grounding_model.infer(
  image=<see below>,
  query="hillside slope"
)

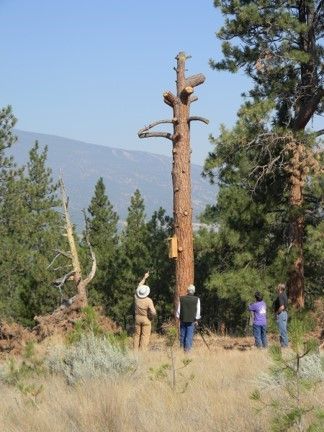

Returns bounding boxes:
[10,130,217,225]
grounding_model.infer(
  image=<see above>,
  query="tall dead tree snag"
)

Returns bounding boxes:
[138,52,208,303]
[59,177,96,307]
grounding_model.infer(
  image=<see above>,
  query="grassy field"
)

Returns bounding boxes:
[0,337,323,432]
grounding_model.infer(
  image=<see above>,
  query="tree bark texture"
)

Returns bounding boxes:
[138,52,207,305]
[287,1,323,309]
[287,143,305,309]
[172,52,194,301]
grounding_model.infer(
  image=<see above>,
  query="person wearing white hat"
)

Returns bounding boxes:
[133,271,157,350]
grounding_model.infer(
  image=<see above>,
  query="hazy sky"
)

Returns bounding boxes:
[0,0,250,165]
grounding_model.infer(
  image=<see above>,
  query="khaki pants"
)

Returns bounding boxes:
[133,315,151,350]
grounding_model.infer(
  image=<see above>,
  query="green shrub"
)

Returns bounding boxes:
[0,341,44,405]
[67,306,106,344]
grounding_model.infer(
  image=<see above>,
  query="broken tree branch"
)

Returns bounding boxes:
[54,270,76,288]
[189,95,198,104]
[181,86,194,98]
[138,131,173,140]
[138,119,175,140]
[54,249,72,259]
[59,177,82,283]
[138,119,174,131]
[163,91,178,107]
[47,252,62,270]
[188,116,209,125]
[185,73,206,88]
[81,210,97,287]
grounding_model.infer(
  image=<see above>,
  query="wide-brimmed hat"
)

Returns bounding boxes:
[136,285,150,299]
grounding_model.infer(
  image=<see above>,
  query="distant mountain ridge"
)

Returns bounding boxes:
[10,130,217,226]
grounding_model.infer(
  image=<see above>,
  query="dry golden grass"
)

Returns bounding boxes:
[0,341,323,432]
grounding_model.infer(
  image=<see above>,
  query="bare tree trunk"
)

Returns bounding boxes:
[286,1,323,309]
[138,52,207,307]
[172,52,194,300]
[287,148,305,308]
[59,179,97,307]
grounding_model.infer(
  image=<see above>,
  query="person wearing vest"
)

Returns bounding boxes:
[133,271,157,351]
[176,284,201,352]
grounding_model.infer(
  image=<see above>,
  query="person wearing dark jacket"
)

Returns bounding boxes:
[176,284,201,352]
[273,283,289,347]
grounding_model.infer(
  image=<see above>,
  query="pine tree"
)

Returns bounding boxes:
[0,106,21,318]
[111,189,150,325]
[0,105,17,172]
[0,141,65,325]
[205,0,323,309]
[86,177,119,305]
[146,207,174,327]
[0,172,30,320]
[22,142,64,320]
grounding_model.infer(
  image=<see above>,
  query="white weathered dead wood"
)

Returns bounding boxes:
[188,116,209,125]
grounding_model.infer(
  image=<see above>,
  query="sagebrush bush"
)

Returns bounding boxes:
[251,317,323,431]
[46,333,137,384]
[258,353,324,389]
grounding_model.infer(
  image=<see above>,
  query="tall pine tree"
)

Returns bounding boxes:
[86,177,119,305]
[0,141,65,325]
[203,0,323,310]
[146,207,174,328]
[21,142,64,321]
[111,189,150,325]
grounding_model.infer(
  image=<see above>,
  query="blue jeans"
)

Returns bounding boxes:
[180,322,195,352]
[277,311,288,347]
[253,324,267,348]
